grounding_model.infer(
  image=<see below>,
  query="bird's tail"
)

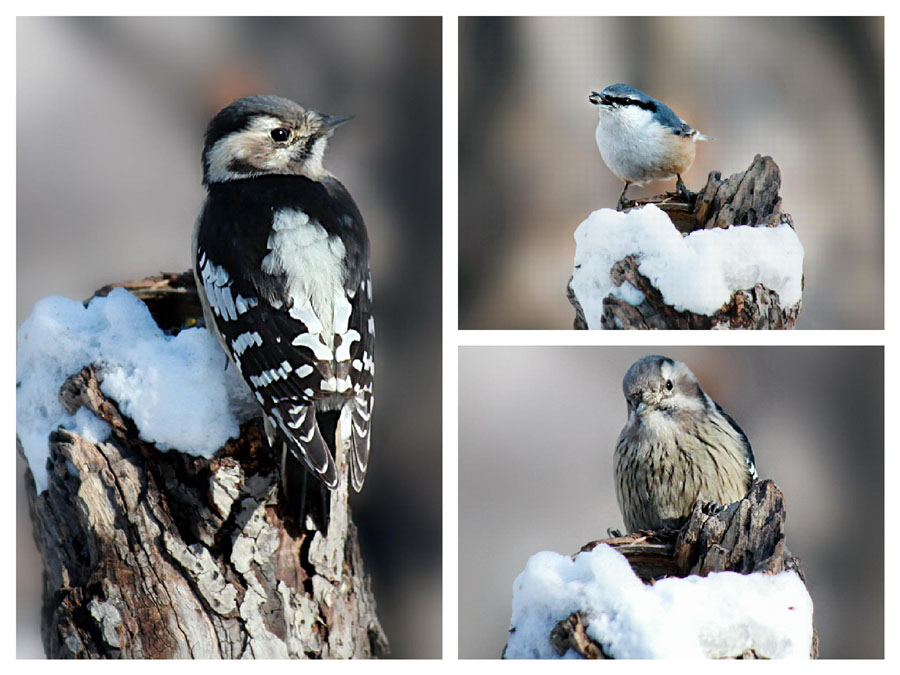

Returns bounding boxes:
[281,441,331,535]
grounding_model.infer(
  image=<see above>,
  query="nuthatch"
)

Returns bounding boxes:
[589,84,712,209]
[614,356,757,533]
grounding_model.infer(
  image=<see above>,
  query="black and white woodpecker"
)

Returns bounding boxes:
[614,356,757,533]
[192,95,374,529]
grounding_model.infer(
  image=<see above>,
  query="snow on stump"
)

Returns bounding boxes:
[16,273,388,659]
[567,156,804,329]
[504,480,817,659]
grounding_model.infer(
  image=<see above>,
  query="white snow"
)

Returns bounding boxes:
[506,545,814,659]
[570,205,804,329]
[16,288,257,492]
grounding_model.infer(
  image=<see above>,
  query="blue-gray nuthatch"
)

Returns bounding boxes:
[589,84,712,208]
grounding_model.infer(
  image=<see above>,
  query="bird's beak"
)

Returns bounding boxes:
[635,401,648,416]
[589,91,607,106]
[321,113,354,130]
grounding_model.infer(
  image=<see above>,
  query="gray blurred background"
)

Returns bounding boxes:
[17,16,442,658]
[459,346,883,658]
[459,17,884,329]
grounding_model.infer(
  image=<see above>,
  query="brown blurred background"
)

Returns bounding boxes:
[459,17,884,329]
[459,346,884,658]
[16,16,442,658]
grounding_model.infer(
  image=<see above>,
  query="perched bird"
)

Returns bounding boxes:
[589,84,712,209]
[192,95,374,531]
[614,355,756,532]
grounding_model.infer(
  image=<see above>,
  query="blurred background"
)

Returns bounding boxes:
[16,17,442,658]
[459,346,883,658]
[459,17,884,329]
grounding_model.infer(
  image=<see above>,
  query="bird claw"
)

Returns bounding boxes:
[675,175,692,202]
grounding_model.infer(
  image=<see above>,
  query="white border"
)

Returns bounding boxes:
[458,330,889,347]
[7,3,896,665]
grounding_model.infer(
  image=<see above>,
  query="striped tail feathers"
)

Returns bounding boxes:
[280,441,331,534]
[270,404,338,489]
[339,394,371,493]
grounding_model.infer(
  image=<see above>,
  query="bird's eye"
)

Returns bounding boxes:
[665,380,674,391]
[270,127,291,143]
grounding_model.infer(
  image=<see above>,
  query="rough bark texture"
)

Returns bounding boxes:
[568,155,803,329]
[542,480,817,659]
[20,274,389,659]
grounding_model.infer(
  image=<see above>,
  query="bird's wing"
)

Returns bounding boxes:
[710,400,757,480]
[343,269,374,492]
[195,225,341,488]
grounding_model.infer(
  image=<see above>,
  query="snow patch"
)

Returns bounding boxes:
[16,288,256,492]
[570,205,804,328]
[506,545,813,659]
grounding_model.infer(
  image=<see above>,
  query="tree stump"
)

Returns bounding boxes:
[544,480,817,659]
[19,273,389,659]
[568,155,803,329]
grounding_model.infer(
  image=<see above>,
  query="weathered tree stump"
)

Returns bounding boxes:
[568,155,803,329]
[545,480,817,659]
[19,274,388,659]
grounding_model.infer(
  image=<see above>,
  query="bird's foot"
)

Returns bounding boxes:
[616,182,632,211]
[675,175,692,202]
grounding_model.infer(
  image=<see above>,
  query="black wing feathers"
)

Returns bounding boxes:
[196,174,371,491]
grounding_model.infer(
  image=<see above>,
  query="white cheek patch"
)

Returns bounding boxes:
[205,114,295,183]
[262,145,298,173]
[605,104,658,137]
[300,136,328,180]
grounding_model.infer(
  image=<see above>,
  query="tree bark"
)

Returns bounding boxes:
[568,155,803,329]
[544,480,818,659]
[20,273,389,659]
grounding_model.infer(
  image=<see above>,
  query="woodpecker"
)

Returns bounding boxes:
[192,95,374,530]
[614,355,756,532]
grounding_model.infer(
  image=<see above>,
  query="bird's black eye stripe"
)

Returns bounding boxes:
[292,138,313,163]
[665,379,674,391]
[270,127,291,142]
[608,96,657,113]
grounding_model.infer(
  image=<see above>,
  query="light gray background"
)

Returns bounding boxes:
[17,16,442,658]
[459,17,884,329]
[459,346,883,658]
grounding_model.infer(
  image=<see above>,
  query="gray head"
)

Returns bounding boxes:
[622,355,709,419]
[589,84,686,133]
[202,95,352,185]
